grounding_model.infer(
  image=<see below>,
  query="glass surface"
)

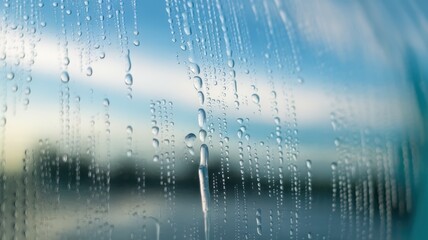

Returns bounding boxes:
[0,0,427,239]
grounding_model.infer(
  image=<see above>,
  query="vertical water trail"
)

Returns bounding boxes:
[198,144,210,240]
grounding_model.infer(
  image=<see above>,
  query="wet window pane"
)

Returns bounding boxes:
[0,1,427,239]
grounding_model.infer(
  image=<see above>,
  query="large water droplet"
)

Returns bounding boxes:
[198,145,210,240]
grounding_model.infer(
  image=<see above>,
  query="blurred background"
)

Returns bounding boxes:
[0,0,427,239]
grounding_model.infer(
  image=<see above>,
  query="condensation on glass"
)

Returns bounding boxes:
[0,0,427,240]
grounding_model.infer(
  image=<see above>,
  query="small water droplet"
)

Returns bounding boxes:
[198,108,206,128]
[125,49,132,72]
[126,125,133,134]
[251,94,260,104]
[86,67,93,76]
[0,117,6,126]
[227,59,235,68]
[6,72,15,80]
[152,126,159,135]
[198,91,205,105]
[62,154,68,162]
[185,133,197,147]
[306,159,312,169]
[256,208,262,235]
[152,139,159,148]
[331,162,337,170]
[199,129,207,142]
[334,138,340,147]
[189,63,200,74]
[125,73,133,86]
[60,71,70,83]
[103,98,110,107]
[193,76,203,90]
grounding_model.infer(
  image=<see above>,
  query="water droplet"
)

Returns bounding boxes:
[184,133,197,147]
[103,98,110,107]
[306,159,312,169]
[86,67,93,76]
[0,117,6,126]
[62,154,68,162]
[125,49,132,72]
[334,138,340,147]
[126,125,133,134]
[200,144,209,167]
[6,72,15,80]
[153,155,159,162]
[251,93,260,104]
[198,91,205,105]
[60,71,70,83]
[331,162,337,170]
[193,76,203,90]
[227,59,235,68]
[256,208,262,235]
[125,73,133,86]
[184,26,192,36]
[198,108,206,128]
[189,63,200,74]
[152,126,159,135]
[152,139,159,148]
[237,130,243,139]
[199,129,207,142]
